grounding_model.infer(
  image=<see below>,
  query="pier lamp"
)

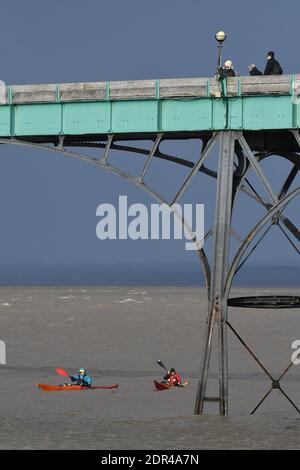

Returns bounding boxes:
[215,30,227,69]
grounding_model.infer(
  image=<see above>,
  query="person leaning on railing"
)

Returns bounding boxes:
[216,59,236,80]
[248,64,263,76]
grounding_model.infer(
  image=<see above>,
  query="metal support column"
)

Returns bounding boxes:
[195,131,235,415]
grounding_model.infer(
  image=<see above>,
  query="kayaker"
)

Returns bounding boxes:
[70,368,92,387]
[163,368,182,387]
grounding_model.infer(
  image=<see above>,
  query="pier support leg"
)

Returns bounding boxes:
[195,131,235,415]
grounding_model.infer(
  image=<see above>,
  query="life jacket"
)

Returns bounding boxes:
[76,374,92,386]
[167,372,182,386]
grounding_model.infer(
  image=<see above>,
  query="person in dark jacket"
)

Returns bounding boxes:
[248,64,263,76]
[216,60,236,79]
[264,51,283,75]
[223,60,236,77]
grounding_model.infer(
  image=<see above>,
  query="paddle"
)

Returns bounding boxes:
[55,368,90,388]
[55,367,70,378]
[156,360,185,387]
[157,360,168,373]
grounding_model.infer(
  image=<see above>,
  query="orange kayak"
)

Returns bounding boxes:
[37,383,118,391]
[154,380,188,391]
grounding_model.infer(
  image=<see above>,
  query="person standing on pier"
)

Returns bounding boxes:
[264,51,283,75]
[223,60,235,76]
[248,64,263,76]
[216,60,236,79]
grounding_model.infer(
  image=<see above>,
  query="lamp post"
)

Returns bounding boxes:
[215,31,227,70]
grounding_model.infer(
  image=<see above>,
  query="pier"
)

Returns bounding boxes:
[1,74,299,415]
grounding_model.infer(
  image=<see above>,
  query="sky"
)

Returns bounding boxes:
[0,0,299,284]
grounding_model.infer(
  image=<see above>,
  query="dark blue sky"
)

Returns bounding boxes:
[0,0,299,282]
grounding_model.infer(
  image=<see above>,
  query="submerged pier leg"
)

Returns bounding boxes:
[195,131,235,416]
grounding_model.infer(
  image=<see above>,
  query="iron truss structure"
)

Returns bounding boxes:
[1,128,299,415]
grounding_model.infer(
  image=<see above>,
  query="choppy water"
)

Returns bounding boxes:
[0,286,299,449]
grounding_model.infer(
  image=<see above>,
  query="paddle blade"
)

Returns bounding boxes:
[55,367,69,377]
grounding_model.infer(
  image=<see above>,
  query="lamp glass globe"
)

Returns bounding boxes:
[215,31,226,42]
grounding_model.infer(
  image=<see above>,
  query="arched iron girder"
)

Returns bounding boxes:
[67,140,219,179]
[105,142,297,211]
[0,137,212,295]
[82,137,280,246]
[3,137,299,300]
[71,140,255,191]
[16,136,300,202]
[70,139,277,215]
[224,187,300,299]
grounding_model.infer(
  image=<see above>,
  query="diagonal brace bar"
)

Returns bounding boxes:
[138,133,163,183]
[171,133,218,205]
[237,133,278,204]
[278,223,300,255]
[278,165,299,200]
[101,134,114,164]
[238,133,300,244]
[227,321,300,414]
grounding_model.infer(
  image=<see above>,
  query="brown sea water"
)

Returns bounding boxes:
[0,285,299,449]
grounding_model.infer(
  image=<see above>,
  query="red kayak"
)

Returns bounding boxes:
[154,380,188,391]
[37,383,118,392]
